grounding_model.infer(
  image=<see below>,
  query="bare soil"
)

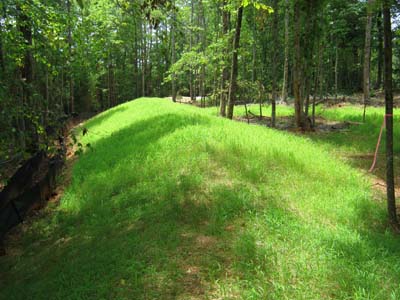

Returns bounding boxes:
[235,115,358,133]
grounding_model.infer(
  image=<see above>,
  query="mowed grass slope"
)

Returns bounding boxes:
[1,98,400,300]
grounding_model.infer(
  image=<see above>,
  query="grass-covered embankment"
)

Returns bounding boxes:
[1,98,400,300]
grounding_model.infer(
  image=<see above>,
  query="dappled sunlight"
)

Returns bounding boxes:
[1,99,400,300]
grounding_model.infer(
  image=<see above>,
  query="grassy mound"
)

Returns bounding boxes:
[1,98,400,300]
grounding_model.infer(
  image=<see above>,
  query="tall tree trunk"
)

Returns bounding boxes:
[199,0,206,107]
[281,0,289,102]
[141,23,146,97]
[134,20,140,98]
[304,78,311,116]
[251,7,257,83]
[293,1,304,128]
[303,0,316,117]
[363,0,375,122]
[147,26,153,96]
[334,40,338,102]
[227,6,243,120]
[171,1,177,102]
[271,0,278,127]
[383,0,399,229]
[219,0,229,117]
[375,10,383,90]
[189,0,194,101]
[67,0,74,114]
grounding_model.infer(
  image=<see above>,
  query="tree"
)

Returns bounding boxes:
[363,0,375,122]
[281,0,290,103]
[171,0,177,102]
[383,0,399,229]
[292,0,303,128]
[270,0,278,127]
[219,0,230,117]
[226,0,273,120]
[226,5,243,119]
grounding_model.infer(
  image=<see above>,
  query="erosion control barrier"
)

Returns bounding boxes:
[0,149,65,255]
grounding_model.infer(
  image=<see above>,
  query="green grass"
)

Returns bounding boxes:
[223,103,400,178]
[312,106,400,154]
[1,98,400,300]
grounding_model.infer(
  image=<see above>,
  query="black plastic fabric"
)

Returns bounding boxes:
[0,151,64,252]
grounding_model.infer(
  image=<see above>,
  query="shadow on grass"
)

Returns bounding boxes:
[204,135,400,298]
[1,108,400,299]
[0,112,253,300]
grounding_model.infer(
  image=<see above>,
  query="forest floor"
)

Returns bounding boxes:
[1,98,400,300]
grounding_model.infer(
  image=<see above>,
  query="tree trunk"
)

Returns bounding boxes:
[67,0,74,114]
[219,1,229,117]
[251,7,257,83]
[375,10,383,90]
[147,26,153,96]
[171,1,177,102]
[142,23,146,97]
[293,1,304,128]
[134,21,140,98]
[304,78,310,116]
[189,0,194,101]
[383,1,399,229]
[271,0,279,127]
[199,0,206,107]
[334,41,338,102]
[363,0,374,122]
[281,0,289,102]
[227,6,243,120]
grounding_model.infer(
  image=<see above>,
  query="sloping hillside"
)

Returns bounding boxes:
[1,98,400,300]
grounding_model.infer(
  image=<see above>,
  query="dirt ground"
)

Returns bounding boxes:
[235,114,359,133]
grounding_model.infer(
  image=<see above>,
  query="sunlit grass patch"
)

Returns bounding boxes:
[1,98,400,300]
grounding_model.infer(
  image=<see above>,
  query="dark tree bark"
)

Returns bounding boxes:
[293,1,304,128]
[271,0,279,127]
[363,0,374,122]
[219,0,229,116]
[375,10,383,90]
[171,1,177,102]
[189,0,194,101]
[199,0,206,107]
[383,0,399,229]
[141,22,146,97]
[67,0,75,114]
[334,40,338,102]
[281,0,289,103]
[227,5,243,120]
